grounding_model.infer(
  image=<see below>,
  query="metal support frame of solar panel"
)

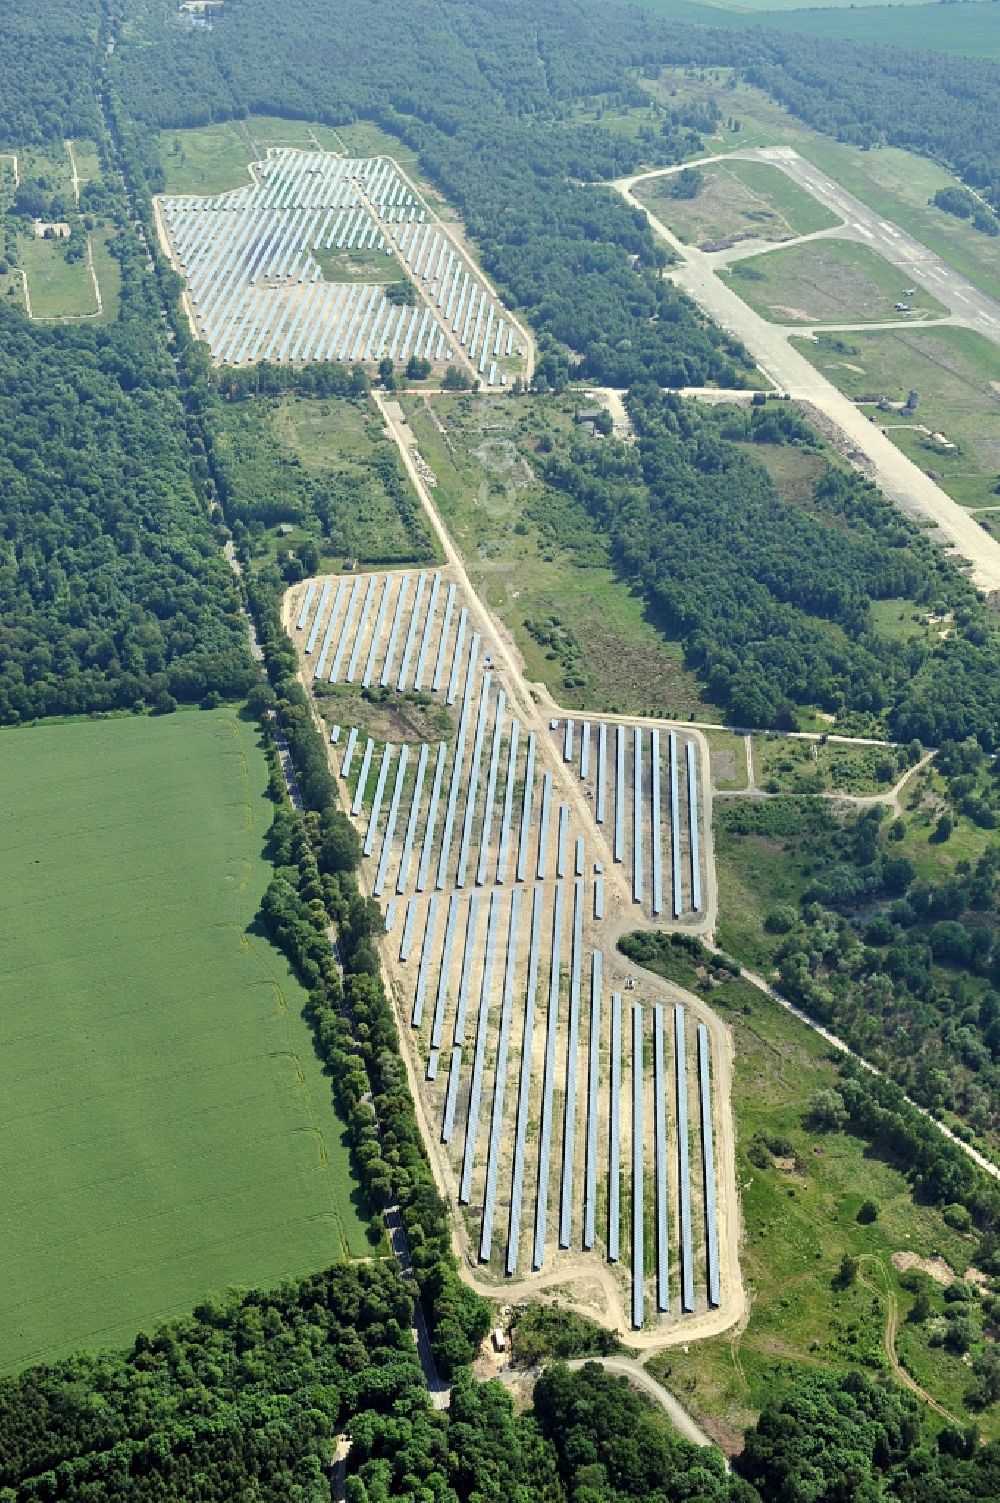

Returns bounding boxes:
[451,892,481,1048]
[558,880,585,1249]
[515,732,537,884]
[373,744,409,896]
[651,728,663,916]
[399,897,417,964]
[563,719,574,763]
[431,584,457,693]
[670,732,683,919]
[436,647,483,890]
[675,1005,695,1313]
[364,744,394,857]
[698,1025,721,1307]
[429,892,462,1056]
[532,882,565,1271]
[329,571,364,683]
[596,722,607,825]
[614,725,626,862]
[341,725,359,779]
[456,677,495,888]
[314,577,347,680]
[345,574,378,682]
[495,720,520,885]
[305,579,332,655]
[411,896,440,1028]
[347,736,369,811]
[583,950,602,1251]
[475,891,524,1256]
[442,1045,463,1143]
[556,803,569,880]
[412,572,441,690]
[350,738,374,815]
[416,742,448,894]
[295,582,317,631]
[632,1002,645,1329]
[445,608,469,707]
[459,888,503,1203]
[395,571,427,692]
[476,693,506,886]
[608,991,622,1261]
[686,739,702,913]
[506,884,544,1276]
[633,727,644,905]
[654,1005,670,1312]
[536,772,553,882]
[396,742,429,894]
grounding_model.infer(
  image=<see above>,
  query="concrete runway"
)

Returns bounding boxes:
[746,147,1000,346]
[616,158,1000,594]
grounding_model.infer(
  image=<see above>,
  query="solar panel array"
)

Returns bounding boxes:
[158,150,520,376]
[289,569,726,1327]
[558,718,704,921]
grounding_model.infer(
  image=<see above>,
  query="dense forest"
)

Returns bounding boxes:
[0,0,100,144]
[532,388,1000,743]
[715,790,1000,1156]
[0,265,255,722]
[112,0,1000,210]
[2,1289,999,1503]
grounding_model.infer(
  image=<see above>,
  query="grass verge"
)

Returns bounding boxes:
[725,238,947,324]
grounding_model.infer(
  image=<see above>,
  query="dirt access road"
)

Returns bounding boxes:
[373,391,745,1353]
[615,166,1000,595]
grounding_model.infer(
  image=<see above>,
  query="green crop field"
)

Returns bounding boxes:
[744,3,1000,62]
[632,0,1000,60]
[0,709,370,1375]
[725,238,948,324]
[792,326,1000,511]
[634,158,839,247]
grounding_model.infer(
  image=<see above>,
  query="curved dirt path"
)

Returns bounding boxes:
[858,1256,961,1427]
[566,1356,718,1449]
[714,750,934,812]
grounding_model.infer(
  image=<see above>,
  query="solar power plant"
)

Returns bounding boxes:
[287,568,727,1329]
[553,718,707,924]
[156,150,525,379]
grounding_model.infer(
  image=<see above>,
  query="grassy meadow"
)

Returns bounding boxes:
[399,392,716,720]
[213,392,438,570]
[726,238,948,324]
[792,326,1000,512]
[0,709,370,1374]
[635,158,839,246]
[157,116,345,197]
